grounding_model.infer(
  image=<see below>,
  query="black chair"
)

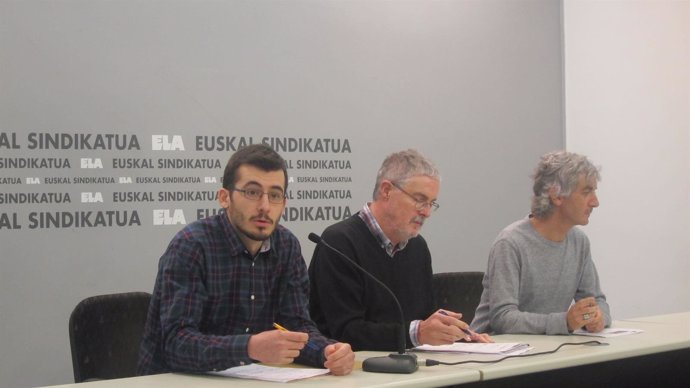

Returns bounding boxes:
[68,292,151,383]
[432,272,484,324]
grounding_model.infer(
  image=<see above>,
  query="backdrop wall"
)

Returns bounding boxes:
[563,0,690,318]
[3,1,657,387]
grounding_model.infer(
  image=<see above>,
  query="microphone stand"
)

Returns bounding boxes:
[308,233,418,374]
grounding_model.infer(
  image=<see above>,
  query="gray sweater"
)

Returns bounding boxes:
[470,217,611,335]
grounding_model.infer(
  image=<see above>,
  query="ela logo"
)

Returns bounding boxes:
[204,177,217,183]
[152,135,185,151]
[81,192,103,203]
[119,177,133,184]
[81,158,103,168]
[26,177,40,184]
[153,209,186,225]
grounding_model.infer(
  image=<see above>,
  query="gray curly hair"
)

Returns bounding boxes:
[531,150,600,218]
[373,149,440,200]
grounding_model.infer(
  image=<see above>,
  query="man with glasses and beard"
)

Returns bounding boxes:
[308,149,491,351]
[138,144,354,376]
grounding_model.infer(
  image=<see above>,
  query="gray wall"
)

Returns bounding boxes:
[0,1,563,387]
[564,0,690,318]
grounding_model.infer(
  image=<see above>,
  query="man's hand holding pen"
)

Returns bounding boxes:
[247,324,309,365]
[419,310,493,345]
[265,323,354,376]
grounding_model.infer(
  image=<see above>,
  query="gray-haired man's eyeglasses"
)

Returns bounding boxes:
[390,182,439,212]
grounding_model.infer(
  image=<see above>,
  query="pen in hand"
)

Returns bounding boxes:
[438,310,476,338]
[273,322,318,350]
[272,322,289,332]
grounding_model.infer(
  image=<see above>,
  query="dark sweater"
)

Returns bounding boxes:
[308,214,435,351]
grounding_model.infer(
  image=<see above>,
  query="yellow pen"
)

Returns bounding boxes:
[273,322,288,332]
[273,322,317,350]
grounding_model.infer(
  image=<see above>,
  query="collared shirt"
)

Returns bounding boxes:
[357,203,421,346]
[358,203,409,257]
[137,211,331,375]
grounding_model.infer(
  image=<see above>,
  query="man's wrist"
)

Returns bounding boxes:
[409,320,422,347]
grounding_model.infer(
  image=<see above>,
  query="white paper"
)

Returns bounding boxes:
[209,363,330,383]
[573,327,644,338]
[414,342,532,355]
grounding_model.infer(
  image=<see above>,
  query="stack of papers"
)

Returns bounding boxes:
[573,327,644,337]
[209,363,330,382]
[414,342,532,355]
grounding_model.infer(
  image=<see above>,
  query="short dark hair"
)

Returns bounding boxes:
[222,144,288,190]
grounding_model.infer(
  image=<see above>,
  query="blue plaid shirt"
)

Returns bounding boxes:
[137,211,332,375]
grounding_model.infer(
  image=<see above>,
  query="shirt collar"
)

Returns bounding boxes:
[358,203,408,257]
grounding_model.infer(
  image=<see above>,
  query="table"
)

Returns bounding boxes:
[37,360,480,388]
[449,311,690,387]
[37,312,690,388]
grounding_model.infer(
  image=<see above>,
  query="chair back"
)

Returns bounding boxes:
[432,272,484,324]
[69,292,151,382]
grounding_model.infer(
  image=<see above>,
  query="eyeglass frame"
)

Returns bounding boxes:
[230,186,286,204]
[389,181,440,212]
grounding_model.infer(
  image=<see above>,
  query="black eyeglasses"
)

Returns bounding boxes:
[231,187,286,204]
[390,182,440,212]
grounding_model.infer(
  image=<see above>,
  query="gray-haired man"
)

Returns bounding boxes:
[471,150,611,335]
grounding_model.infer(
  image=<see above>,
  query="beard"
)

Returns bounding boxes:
[407,216,425,238]
[392,216,425,242]
[231,211,278,242]
[237,225,270,242]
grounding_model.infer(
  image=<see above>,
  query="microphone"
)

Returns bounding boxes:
[308,233,418,374]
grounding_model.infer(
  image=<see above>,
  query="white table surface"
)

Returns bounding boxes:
[410,311,690,381]
[38,355,480,388]
[37,312,690,387]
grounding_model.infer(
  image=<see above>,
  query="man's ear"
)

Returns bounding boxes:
[380,180,394,200]
[548,186,563,207]
[218,188,231,208]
